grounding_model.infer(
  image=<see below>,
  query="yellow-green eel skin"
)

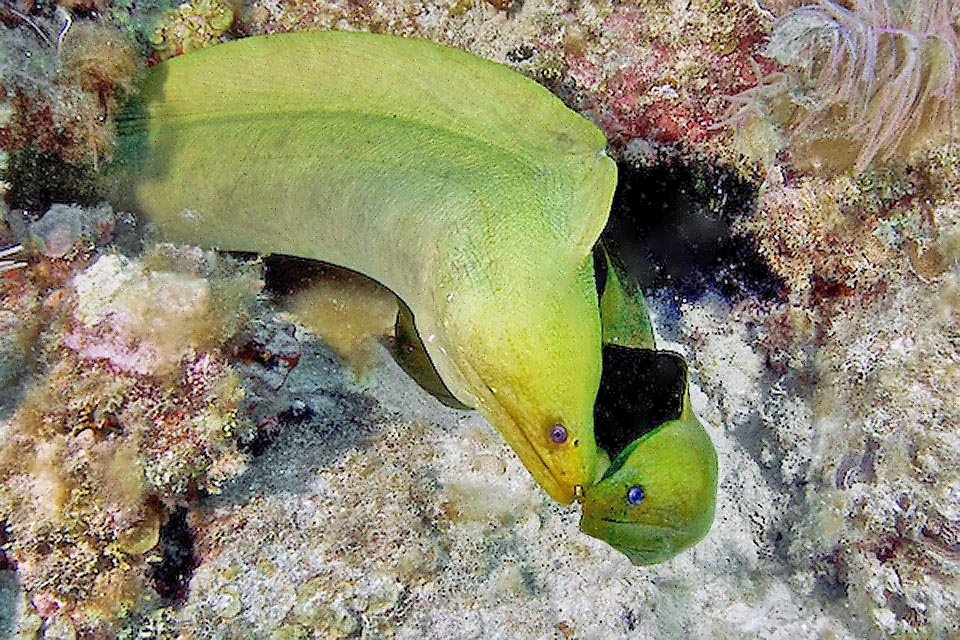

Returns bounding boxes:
[110,30,717,564]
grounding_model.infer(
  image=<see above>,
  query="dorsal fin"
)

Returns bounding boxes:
[594,243,656,349]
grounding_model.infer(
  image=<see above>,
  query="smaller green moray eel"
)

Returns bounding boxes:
[584,250,717,564]
[585,342,717,565]
[108,30,717,564]
[584,389,717,565]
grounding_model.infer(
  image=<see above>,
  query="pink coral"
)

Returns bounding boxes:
[551,0,772,157]
[64,249,261,376]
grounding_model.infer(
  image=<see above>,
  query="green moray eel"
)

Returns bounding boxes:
[110,30,615,504]
[585,344,717,565]
[109,30,718,563]
[584,251,717,564]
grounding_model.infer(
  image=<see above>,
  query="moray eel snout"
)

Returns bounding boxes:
[478,392,596,504]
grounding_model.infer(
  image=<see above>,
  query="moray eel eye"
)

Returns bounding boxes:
[627,485,645,505]
[550,424,568,444]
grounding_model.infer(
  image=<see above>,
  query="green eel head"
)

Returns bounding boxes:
[442,255,604,505]
[580,347,718,565]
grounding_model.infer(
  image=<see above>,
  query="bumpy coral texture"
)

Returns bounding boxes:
[686,150,960,637]
[0,12,138,170]
[0,242,265,638]
[799,255,960,635]
[150,0,236,60]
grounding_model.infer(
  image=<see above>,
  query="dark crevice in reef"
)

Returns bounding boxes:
[602,157,785,304]
[0,521,16,571]
[2,146,99,212]
[151,507,198,603]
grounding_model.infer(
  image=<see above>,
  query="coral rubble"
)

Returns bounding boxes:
[0,233,267,637]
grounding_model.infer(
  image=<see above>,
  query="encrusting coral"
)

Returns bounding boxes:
[677,148,960,636]
[796,258,960,635]
[0,231,272,638]
[0,10,138,175]
[149,0,236,60]
[741,171,904,304]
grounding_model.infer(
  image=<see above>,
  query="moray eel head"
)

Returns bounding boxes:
[441,256,603,505]
[580,352,717,565]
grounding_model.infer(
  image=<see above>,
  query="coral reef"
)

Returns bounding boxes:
[149,0,236,60]
[165,332,864,640]
[798,267,960,635]
[676,147,960,636]
[0,231,270,638]
[743,171,901,303]
[232,0,768,159]
[1,1,959,638]
[677,281,960,636]
[0,11,138,175]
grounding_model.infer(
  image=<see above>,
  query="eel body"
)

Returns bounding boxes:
[111,31,617,504]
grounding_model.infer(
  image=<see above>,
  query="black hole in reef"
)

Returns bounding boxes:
[593,345,687,461]
[603,158,784,303]
[0,520,15,572]
[3,146,99,212]
[151,506,198,602]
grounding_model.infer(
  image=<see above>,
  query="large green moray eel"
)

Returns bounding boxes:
[109,30,717,563]
[111,30,613,504]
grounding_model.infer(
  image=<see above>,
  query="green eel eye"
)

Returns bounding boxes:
[550,424,568,443]
[626,485,645,505]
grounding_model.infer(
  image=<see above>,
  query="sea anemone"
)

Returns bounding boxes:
[728,0,959,173]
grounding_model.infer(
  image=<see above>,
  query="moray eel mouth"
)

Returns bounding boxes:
[580,489,713,565]
[580,522,683,565]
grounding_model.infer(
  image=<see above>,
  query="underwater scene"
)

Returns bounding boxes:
[0,0,958,638]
